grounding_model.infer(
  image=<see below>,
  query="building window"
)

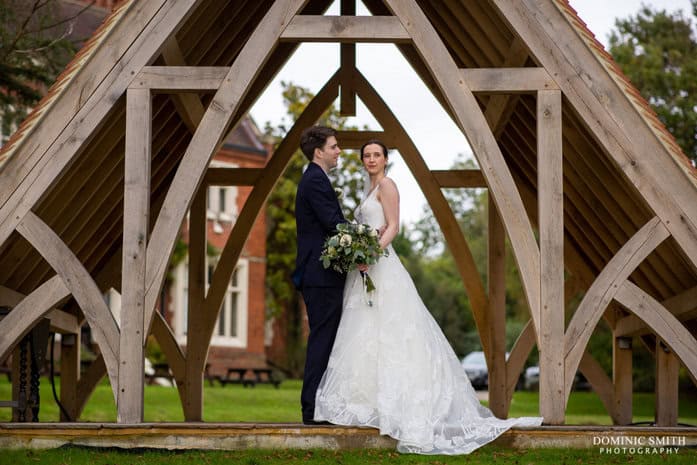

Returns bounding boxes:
[212,259,247,346]
[174,258,247,348]
[219,187,227,214]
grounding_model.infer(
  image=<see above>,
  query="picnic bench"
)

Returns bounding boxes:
[145,363,216,386]
[218,368,255,387]
[218,367,281,388]
[251,368,281,388]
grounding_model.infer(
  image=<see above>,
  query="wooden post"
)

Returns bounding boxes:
[613,336,632,425]
[488,195,508,417]
[340,0,356,116]
[118,87,151,423]
[655,339,679,426]
[60,332,80,421]
[537,90,564,424]
[184,186,207,421]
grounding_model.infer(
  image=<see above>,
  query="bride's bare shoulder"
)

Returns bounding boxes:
[379,176,398,192]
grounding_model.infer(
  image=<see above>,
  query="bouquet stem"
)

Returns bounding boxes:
[360,271,376,307]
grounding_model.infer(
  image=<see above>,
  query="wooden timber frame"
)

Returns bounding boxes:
[0,0,696,426]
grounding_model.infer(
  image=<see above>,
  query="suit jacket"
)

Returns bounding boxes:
[294,162,346,288]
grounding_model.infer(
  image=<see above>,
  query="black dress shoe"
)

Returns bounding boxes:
[302,419,332,425]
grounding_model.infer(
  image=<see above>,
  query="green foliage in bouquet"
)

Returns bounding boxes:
[320,222,388,296]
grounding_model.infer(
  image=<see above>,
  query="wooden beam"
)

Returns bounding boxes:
[143,0,307,341]
[47,309,80,334]
[431,170,486,188]
[15,212,120,399]
[280,16,410,43]
[614,280,697,387]
[160,37,206,134]
[75,355,106,420]
[132,66,228,91]
[0,276,70,363]
[487,195,508,417]
[484,39,528,136]
[578,351,616,423]
[339,0,356,116]
[655,339,679,426]
[150,312,185,384]
[613,336,633,425]
[615,285,697,336]
[0,284,75,336]
[60,332,80,421]
[505,319,535,401]
[184,185,207,421]
[204,168,262,186]
[563,217,669,398]
[385,0,542,337]
[334,131,396,150]
[537,89,564,424]
[461,68,558,93]
[118,87,151,423]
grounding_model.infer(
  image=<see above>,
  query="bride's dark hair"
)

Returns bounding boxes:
[360,139,389,160]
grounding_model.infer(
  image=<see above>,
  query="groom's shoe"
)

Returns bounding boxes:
[302,418,332,425]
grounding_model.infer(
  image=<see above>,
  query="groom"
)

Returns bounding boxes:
[293,125,346,425]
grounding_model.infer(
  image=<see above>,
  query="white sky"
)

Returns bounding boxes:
[250,0,695,225]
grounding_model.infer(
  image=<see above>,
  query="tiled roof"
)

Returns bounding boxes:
[0,0,132,171]
[553,0,697,184]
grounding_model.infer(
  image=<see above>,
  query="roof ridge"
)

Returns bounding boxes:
[552,0,697,185]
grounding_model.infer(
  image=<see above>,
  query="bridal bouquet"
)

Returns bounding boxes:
[320,222,388,306]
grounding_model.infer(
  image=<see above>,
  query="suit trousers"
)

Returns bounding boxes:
[300,285,343,421]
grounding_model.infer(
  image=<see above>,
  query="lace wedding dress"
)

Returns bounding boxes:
[314,183,543,454]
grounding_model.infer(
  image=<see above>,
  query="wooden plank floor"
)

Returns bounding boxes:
[0,424,696,450]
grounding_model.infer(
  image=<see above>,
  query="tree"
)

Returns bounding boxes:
[264,81,366,375]
[0,0,94,143]
[608,2,697,164]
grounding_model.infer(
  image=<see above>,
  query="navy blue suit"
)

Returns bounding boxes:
[294,162,346,422]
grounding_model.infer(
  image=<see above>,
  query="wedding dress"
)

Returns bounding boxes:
[314,183,543,454]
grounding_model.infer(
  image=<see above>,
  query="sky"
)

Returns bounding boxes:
[249,0,695,225]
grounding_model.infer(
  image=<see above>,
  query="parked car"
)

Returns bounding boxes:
[523,365,539,391]
[523,365,591,391]
[461,351,516,390]
[461,351,488,390]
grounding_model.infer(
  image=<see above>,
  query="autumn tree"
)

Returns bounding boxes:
[0,0,95,143]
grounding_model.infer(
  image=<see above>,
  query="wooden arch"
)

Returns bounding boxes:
[0,0,696,427]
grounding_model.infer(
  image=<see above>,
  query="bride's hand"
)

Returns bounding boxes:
[357,264,369,272]
[377,225,387,237]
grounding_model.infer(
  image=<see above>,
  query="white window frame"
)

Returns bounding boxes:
[207,160,238,223]
[211,257,248,347]
[174,257,248,349]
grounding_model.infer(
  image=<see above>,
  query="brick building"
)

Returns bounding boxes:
[167,119,272,374]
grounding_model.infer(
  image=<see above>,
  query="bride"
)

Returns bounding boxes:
[314,140,543,454]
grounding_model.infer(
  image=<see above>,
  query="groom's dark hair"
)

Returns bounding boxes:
[300,126,337,161]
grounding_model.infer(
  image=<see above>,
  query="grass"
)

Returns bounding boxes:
[1,445,696,465]
[1,377,697,425]
[2,378,697,463]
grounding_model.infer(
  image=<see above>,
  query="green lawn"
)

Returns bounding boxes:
[1,377,697,425]
[1,445,696,465]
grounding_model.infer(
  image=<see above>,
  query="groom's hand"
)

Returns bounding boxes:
[357,264,369,272]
